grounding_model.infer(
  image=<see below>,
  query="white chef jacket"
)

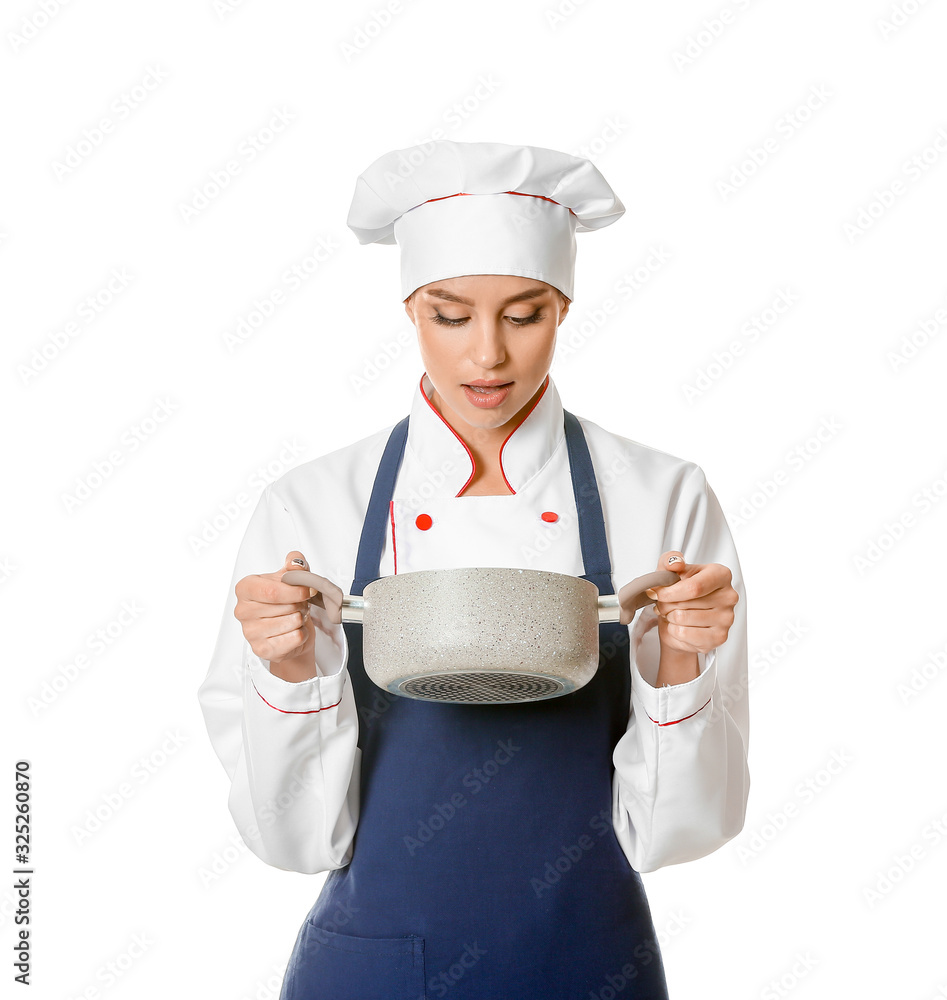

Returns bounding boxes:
[197,373,750,875]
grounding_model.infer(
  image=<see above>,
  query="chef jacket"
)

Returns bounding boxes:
[197,372,750,875]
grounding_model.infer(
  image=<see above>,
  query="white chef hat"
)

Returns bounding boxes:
[346,140,625,301]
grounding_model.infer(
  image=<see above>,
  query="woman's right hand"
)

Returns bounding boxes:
[233,551,343,671]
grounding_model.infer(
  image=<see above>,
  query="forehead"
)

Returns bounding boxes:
[418,275,553,306]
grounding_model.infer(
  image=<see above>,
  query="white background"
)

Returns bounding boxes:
[3,0,946,997]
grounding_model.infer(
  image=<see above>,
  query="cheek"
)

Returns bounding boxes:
[417,326,460,368]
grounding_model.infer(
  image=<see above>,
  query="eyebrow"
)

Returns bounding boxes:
[423,286,550,306]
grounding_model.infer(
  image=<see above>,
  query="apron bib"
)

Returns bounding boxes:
[279,411,670,1000]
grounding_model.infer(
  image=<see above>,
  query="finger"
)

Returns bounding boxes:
[659,620,730,652]
[650,564,732,605]
[659,607,735,629]
[244,609,311,645]
[234,597,312,622]
[645,551,686,599]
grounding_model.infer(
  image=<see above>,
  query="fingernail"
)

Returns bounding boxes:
[646,589,657,600]
[292,558,305,566]
[667,556,681,565]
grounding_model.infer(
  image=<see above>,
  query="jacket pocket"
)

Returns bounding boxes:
[282,923,425,1000]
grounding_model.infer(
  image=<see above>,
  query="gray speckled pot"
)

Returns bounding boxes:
[282,566,677,705]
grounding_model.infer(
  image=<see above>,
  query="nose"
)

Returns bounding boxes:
[468,317,507,369]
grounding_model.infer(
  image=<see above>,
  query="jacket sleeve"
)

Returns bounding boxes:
[196,483,361,874]
[611,463,750,873]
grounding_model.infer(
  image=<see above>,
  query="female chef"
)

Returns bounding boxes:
[198,140,749,1000]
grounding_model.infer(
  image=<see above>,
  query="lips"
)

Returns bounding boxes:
[461,381,513,408]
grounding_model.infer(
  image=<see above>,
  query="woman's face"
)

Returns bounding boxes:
[404,274,571,438]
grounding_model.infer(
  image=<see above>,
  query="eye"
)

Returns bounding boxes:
[508,311,544,326]
[431,312,467,327]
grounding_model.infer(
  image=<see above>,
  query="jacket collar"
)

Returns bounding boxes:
[400,371,565,498]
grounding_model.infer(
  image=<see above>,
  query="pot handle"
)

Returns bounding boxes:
[280,569,366,623]
[597,570,681,623]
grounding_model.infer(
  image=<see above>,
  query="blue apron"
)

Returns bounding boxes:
[279,411,670,1000]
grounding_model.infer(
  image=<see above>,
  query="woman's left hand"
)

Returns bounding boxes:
[640,551,738,655]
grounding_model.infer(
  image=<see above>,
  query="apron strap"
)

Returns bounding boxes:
[350,416,409,596]
[563,409,614,595]
[349,409,614,596]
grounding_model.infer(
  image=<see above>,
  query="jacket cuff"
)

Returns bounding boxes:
[629,607,716,726]
[244,621,349,714]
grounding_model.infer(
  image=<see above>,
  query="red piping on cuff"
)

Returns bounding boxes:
[251,676,342,715]
[645,694,712,727]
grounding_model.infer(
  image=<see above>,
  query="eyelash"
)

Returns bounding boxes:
[431,311,544,327]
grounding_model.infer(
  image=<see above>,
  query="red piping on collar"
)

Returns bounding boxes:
[418,373,550,496]
[422,191,576,218]
[419,374,478,496]
[498,374,549,494]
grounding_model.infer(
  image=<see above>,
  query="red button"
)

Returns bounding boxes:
[541,511,559,523]
[415,514,433,530]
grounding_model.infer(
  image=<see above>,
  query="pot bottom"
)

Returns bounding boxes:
[387,670,580,704]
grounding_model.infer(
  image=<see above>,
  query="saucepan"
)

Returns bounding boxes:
[281,566,678,705]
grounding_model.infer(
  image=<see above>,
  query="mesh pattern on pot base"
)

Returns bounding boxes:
[395,672,567,704]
